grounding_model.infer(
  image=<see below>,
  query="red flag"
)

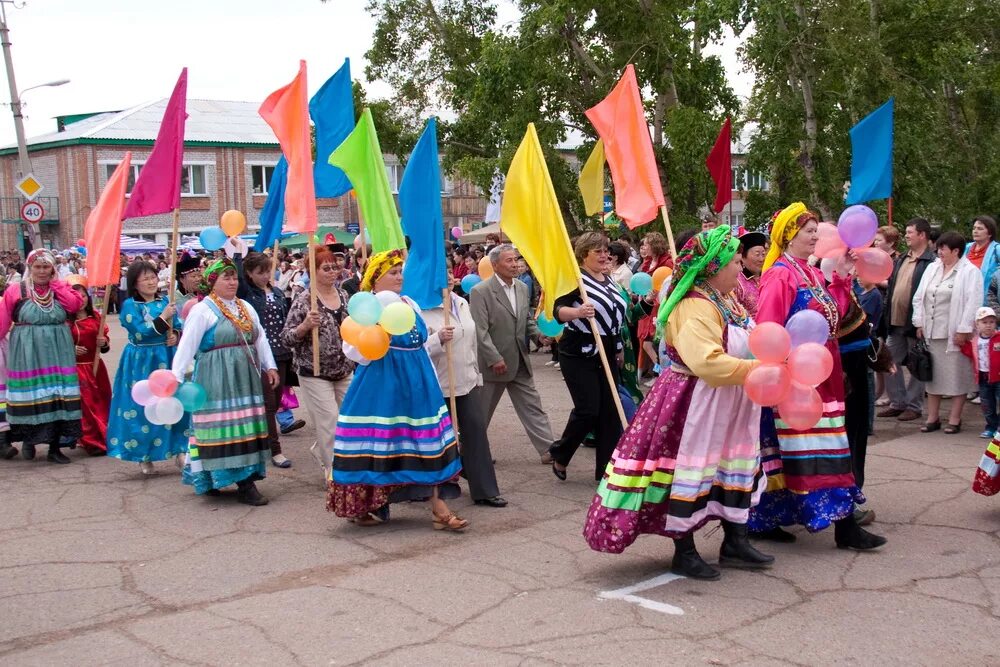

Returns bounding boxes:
[259,61,318,234]
[584,64,665,228]
[122,69,187,219]
[85,153,131,286]
[706,117,732,213]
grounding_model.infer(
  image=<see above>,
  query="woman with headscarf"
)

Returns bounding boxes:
[171,258,278,505]
[107,261,189,474]
[66,275,111,455]
[734,231,767,315]
[0,249,83,463]
[326,250,467,530]
[584,227,772,581]
[749,202,887,551]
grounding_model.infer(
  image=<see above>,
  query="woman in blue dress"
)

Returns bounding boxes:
[107,260,189,474]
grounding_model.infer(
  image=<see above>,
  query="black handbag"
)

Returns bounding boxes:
[906,339,933,382]
[868,337,895,373]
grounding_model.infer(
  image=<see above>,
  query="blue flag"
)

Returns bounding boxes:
[310,59,355,198]
[253,157,288,251]
[846,98,894,205]
[400,117,447,310]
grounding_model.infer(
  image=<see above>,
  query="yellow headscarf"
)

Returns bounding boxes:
[762,202,809,272]
[361,249,404,292]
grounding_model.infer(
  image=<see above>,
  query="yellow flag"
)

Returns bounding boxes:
[500,124,581,318]
[578,139,605,216]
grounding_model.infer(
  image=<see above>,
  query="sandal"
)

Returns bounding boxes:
[920,421,941,433]
[352,511,386,527]
[944,422,962,434]
[432,511,469,532]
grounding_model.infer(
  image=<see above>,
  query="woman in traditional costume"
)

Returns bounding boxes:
[748,202,887,550]
[0,249,83,464]
[171,259,277,506]
[326,250,467,530]
[584,227,772,580]
[66,276,111,455]
[107,261,188,474]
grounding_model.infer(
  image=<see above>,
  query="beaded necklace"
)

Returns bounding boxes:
[781,253,839,334]
[700,284,751,330]
[209,293,254,334]
[25,279,55,312]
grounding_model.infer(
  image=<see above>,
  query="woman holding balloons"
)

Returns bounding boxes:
[171,258,277,505]
[281,246,355,478]
[326,249,466,531]
[107,261,189,474]
[749,202,887,551]
[584,226,771,580]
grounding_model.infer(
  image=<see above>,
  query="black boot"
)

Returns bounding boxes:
[834,514,887,551]
[0,431,17,460]
[754,526,797,543]
[21,442,35,460]
[236,480,268,506]
[670,534,720,580]
[719,521,775,569]
[46,446,71,464]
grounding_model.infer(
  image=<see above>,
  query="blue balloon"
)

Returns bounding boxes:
[461,274,482,294]
[199,226,227,251]
[76,246,87,256]
[630,272,653,295]
[348,291,383,326]
[537,313,564,337]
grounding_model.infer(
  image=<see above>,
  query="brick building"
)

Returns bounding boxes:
[0,98,487,253]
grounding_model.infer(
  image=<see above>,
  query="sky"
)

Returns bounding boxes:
[0,0,749,148]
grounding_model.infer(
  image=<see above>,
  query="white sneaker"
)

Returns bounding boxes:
[544,360,556,366]
[552,362,560,369]
[140,461,155,475]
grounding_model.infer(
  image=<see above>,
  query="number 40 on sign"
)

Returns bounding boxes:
[20,201,45,224]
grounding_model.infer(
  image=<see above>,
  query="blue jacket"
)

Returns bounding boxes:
[965,240,1000,301]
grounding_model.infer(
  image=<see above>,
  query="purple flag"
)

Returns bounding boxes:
[123,68,188,219]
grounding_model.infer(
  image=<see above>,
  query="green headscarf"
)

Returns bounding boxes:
[657,225,740,330]
[202,258,236,290]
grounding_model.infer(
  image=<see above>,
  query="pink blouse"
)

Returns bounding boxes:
[0,280,84,340]
[756,256,852,327]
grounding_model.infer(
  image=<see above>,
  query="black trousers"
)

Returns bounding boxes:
[261,358,288,456]
[449,388,500,500]
[842,348,870,489]
[549,353,622,481]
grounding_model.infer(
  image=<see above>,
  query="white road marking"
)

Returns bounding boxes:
[598,572,685,615]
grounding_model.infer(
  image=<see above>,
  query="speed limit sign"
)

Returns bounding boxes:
[20,201,44,224]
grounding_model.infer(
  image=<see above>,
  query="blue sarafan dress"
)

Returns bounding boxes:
[107,297,190,462]
[328,297,462,518]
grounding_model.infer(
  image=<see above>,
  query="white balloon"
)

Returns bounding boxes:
[156,397,185,425]
[375,291,402,307]
[144,400,166,425]
[223,236,248,259]
[819,257,837,283]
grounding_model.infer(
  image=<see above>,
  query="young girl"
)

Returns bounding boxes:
[66,276,111,455]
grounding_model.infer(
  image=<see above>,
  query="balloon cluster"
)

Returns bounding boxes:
[629,266,672,295]
[341,292,416,360]
[814,205,893,284]
[199,210,247,252]
[70,239,88,257]
[131,370,205,425]
[743,310,834,431]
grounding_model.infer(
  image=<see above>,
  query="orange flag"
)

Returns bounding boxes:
[84,152,131,287]
[584,64,665,228]
[259,60,318,233]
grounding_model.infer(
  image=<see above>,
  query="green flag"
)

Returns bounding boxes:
[328,108,405,253]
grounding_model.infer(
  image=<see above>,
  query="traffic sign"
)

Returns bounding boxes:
[20,200,45,224]
[15,174,44,200]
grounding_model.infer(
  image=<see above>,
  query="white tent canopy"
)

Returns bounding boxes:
[119,235,166,254]
[460,222,508,245]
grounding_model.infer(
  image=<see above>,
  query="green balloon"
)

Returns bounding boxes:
[379,302,416,335]
[176,381,207,412]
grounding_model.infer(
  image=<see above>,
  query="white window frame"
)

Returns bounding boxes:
[384,163,403,194]
[249,163,278,195]
[100,159,210,197]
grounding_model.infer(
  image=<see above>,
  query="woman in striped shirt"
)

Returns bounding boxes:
[548,232,628,482]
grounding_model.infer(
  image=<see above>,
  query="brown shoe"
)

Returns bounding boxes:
[877,407,904,418]
[897,410,921,421]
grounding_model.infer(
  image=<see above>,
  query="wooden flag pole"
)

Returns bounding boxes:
[167,208,180,307]
[659,205,678,262]
[308,237,320,372]
[358,210,369,264]
[441,288,460,445]
[579,277,628,429]
[271,239,280,283]
[93,283,112,374]
[887,196,893,228]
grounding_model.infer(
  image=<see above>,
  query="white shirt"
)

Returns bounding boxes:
[171,297,277,382]
[979,336,991,372]
[498,277,517,312]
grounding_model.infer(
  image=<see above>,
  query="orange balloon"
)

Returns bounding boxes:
[854,247,894,283]
[651,266,673,291]
[748,322,791,364]
[340,316,363,346]
[478,256,494,280]
[220,209,247,237]
[357,325,390,360]
[743,363,792,406]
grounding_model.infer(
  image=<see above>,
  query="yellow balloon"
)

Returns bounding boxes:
[478,256,494,280]
[380,302,416,335]
[220,209,247,237]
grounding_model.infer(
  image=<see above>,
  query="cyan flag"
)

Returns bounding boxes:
[254,157,287,251]
[846,98,894,205]
[310,59,355,198]
[399,117,447,310]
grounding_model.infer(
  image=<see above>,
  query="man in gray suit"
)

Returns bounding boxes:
[470,244,555,463]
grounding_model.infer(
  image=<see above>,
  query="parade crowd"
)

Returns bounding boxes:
[2,208,999,579]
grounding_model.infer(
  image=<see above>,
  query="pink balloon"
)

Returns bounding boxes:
[814,234,848,259]
[743,363,792,406]
[130,379,156,406]
[787,342,834,387]
[817,222,840,241]
[148,369,179,398]
[181,298,197,320]
[855,247,894,283]
[748,322,791,364]
[777,382,824,431]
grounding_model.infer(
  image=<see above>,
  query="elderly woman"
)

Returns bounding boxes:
[107,261,188,474]
[912,231,982,433]
[749,202,886,551]
[0,249,83,463]
[281,246,355,478]
[548,232,628,482]
[327,250,467,530]
[965,216,999,302]
[734,231,767,315]
[584,227,771,580]
[636,231,671,378]
[171,259,278,506]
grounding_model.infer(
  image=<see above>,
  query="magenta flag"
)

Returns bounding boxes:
[123,68,188,219]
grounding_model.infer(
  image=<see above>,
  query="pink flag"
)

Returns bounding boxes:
[122,68,188,219]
